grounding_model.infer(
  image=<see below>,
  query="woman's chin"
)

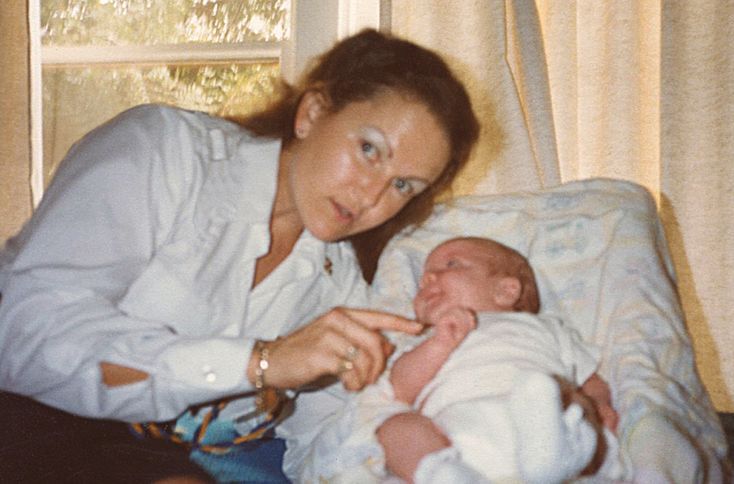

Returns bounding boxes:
[306,218,371,242]
[305,222,346,243]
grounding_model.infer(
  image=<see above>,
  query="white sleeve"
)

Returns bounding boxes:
[0,105,253,422]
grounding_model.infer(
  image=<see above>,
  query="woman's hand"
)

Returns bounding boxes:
[248,308,424,392]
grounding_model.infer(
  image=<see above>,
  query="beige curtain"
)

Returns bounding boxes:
[391,0,734,412]
[0,2,32,242]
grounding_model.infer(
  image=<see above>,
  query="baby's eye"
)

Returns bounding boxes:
[361,141,378,162]
[392,178,415,196]
[446,259,460,268]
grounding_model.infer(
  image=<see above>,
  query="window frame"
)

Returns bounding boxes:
[28,0,383,205]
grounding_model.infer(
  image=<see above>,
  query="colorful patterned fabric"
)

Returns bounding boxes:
[130,393,291,482]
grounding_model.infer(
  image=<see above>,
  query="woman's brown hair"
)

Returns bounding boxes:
[230,29,480,281]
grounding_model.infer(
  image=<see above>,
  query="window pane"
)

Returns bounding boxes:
[42,63,279,183]
[41,0,291,46]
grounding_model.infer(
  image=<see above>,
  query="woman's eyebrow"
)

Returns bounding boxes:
[363,126,392,158]
[363,126,432,186]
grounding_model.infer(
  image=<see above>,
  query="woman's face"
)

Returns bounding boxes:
[285,90,451,242]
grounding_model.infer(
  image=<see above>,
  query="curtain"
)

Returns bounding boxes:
[391,0,734,412]
[0,2,32,241]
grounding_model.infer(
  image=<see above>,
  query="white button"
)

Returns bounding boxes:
[205,371,217,383]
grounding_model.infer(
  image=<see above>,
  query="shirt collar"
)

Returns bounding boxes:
[232,134,282,224]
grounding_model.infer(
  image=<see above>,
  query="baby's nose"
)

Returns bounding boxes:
[419,271,437,289]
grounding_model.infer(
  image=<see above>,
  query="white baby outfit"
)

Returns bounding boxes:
[300,312,620,483]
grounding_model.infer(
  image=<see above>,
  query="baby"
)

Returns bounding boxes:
[300,237,619,483]
[378,236,617,482]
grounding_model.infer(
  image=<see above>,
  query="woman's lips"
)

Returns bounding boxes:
[331,199,354,223]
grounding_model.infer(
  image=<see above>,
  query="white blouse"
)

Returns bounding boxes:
[0,104,368,447]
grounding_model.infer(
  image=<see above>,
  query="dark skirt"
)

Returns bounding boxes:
[0,391,289,483]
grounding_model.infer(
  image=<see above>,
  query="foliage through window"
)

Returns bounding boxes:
[40,0,291,185]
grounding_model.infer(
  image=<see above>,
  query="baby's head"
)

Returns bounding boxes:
[413,237,540,325]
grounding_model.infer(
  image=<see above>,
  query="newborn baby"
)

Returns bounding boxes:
[300,237,620,483]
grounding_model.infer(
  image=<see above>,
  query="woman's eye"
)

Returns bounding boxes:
[361,141,378,161]
[392,178,414,196]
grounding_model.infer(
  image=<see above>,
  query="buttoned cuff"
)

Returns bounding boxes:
[159,337,255,392]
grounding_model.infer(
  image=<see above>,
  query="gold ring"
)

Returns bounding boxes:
[345,345,359,361]
[338,358,354,374]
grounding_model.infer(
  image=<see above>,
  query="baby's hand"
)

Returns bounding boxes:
[433,307,477,347]
[581,373,619,433]
[389,307,476,405]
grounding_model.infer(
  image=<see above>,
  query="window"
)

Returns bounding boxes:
[30,0,382,204]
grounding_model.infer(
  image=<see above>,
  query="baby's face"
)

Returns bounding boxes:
[414,238,508,325]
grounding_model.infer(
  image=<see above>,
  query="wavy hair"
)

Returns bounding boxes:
[231,29,480,281]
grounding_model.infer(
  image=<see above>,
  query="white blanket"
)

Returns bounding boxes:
[299,312,611,483]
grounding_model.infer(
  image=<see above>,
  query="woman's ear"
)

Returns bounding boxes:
[294,90,329,139]
[493,276,521,310]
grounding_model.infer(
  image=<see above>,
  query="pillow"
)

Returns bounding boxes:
[372,178,667,344]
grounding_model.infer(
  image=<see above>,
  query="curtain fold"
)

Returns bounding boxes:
[391,1,734,412]
[537,1,661,189]
[391,0,560,196]
[504,0,561,187]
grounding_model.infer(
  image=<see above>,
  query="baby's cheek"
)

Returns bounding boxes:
[413,298,426,322]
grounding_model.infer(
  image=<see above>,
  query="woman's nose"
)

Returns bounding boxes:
[357,172,389,209]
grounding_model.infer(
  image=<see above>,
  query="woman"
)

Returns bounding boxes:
[0,29,479,481]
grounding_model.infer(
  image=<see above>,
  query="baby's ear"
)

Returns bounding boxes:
[494,276,522,310]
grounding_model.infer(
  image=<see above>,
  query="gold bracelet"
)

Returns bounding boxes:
[254,340,270,389]
[254,340,275,412]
